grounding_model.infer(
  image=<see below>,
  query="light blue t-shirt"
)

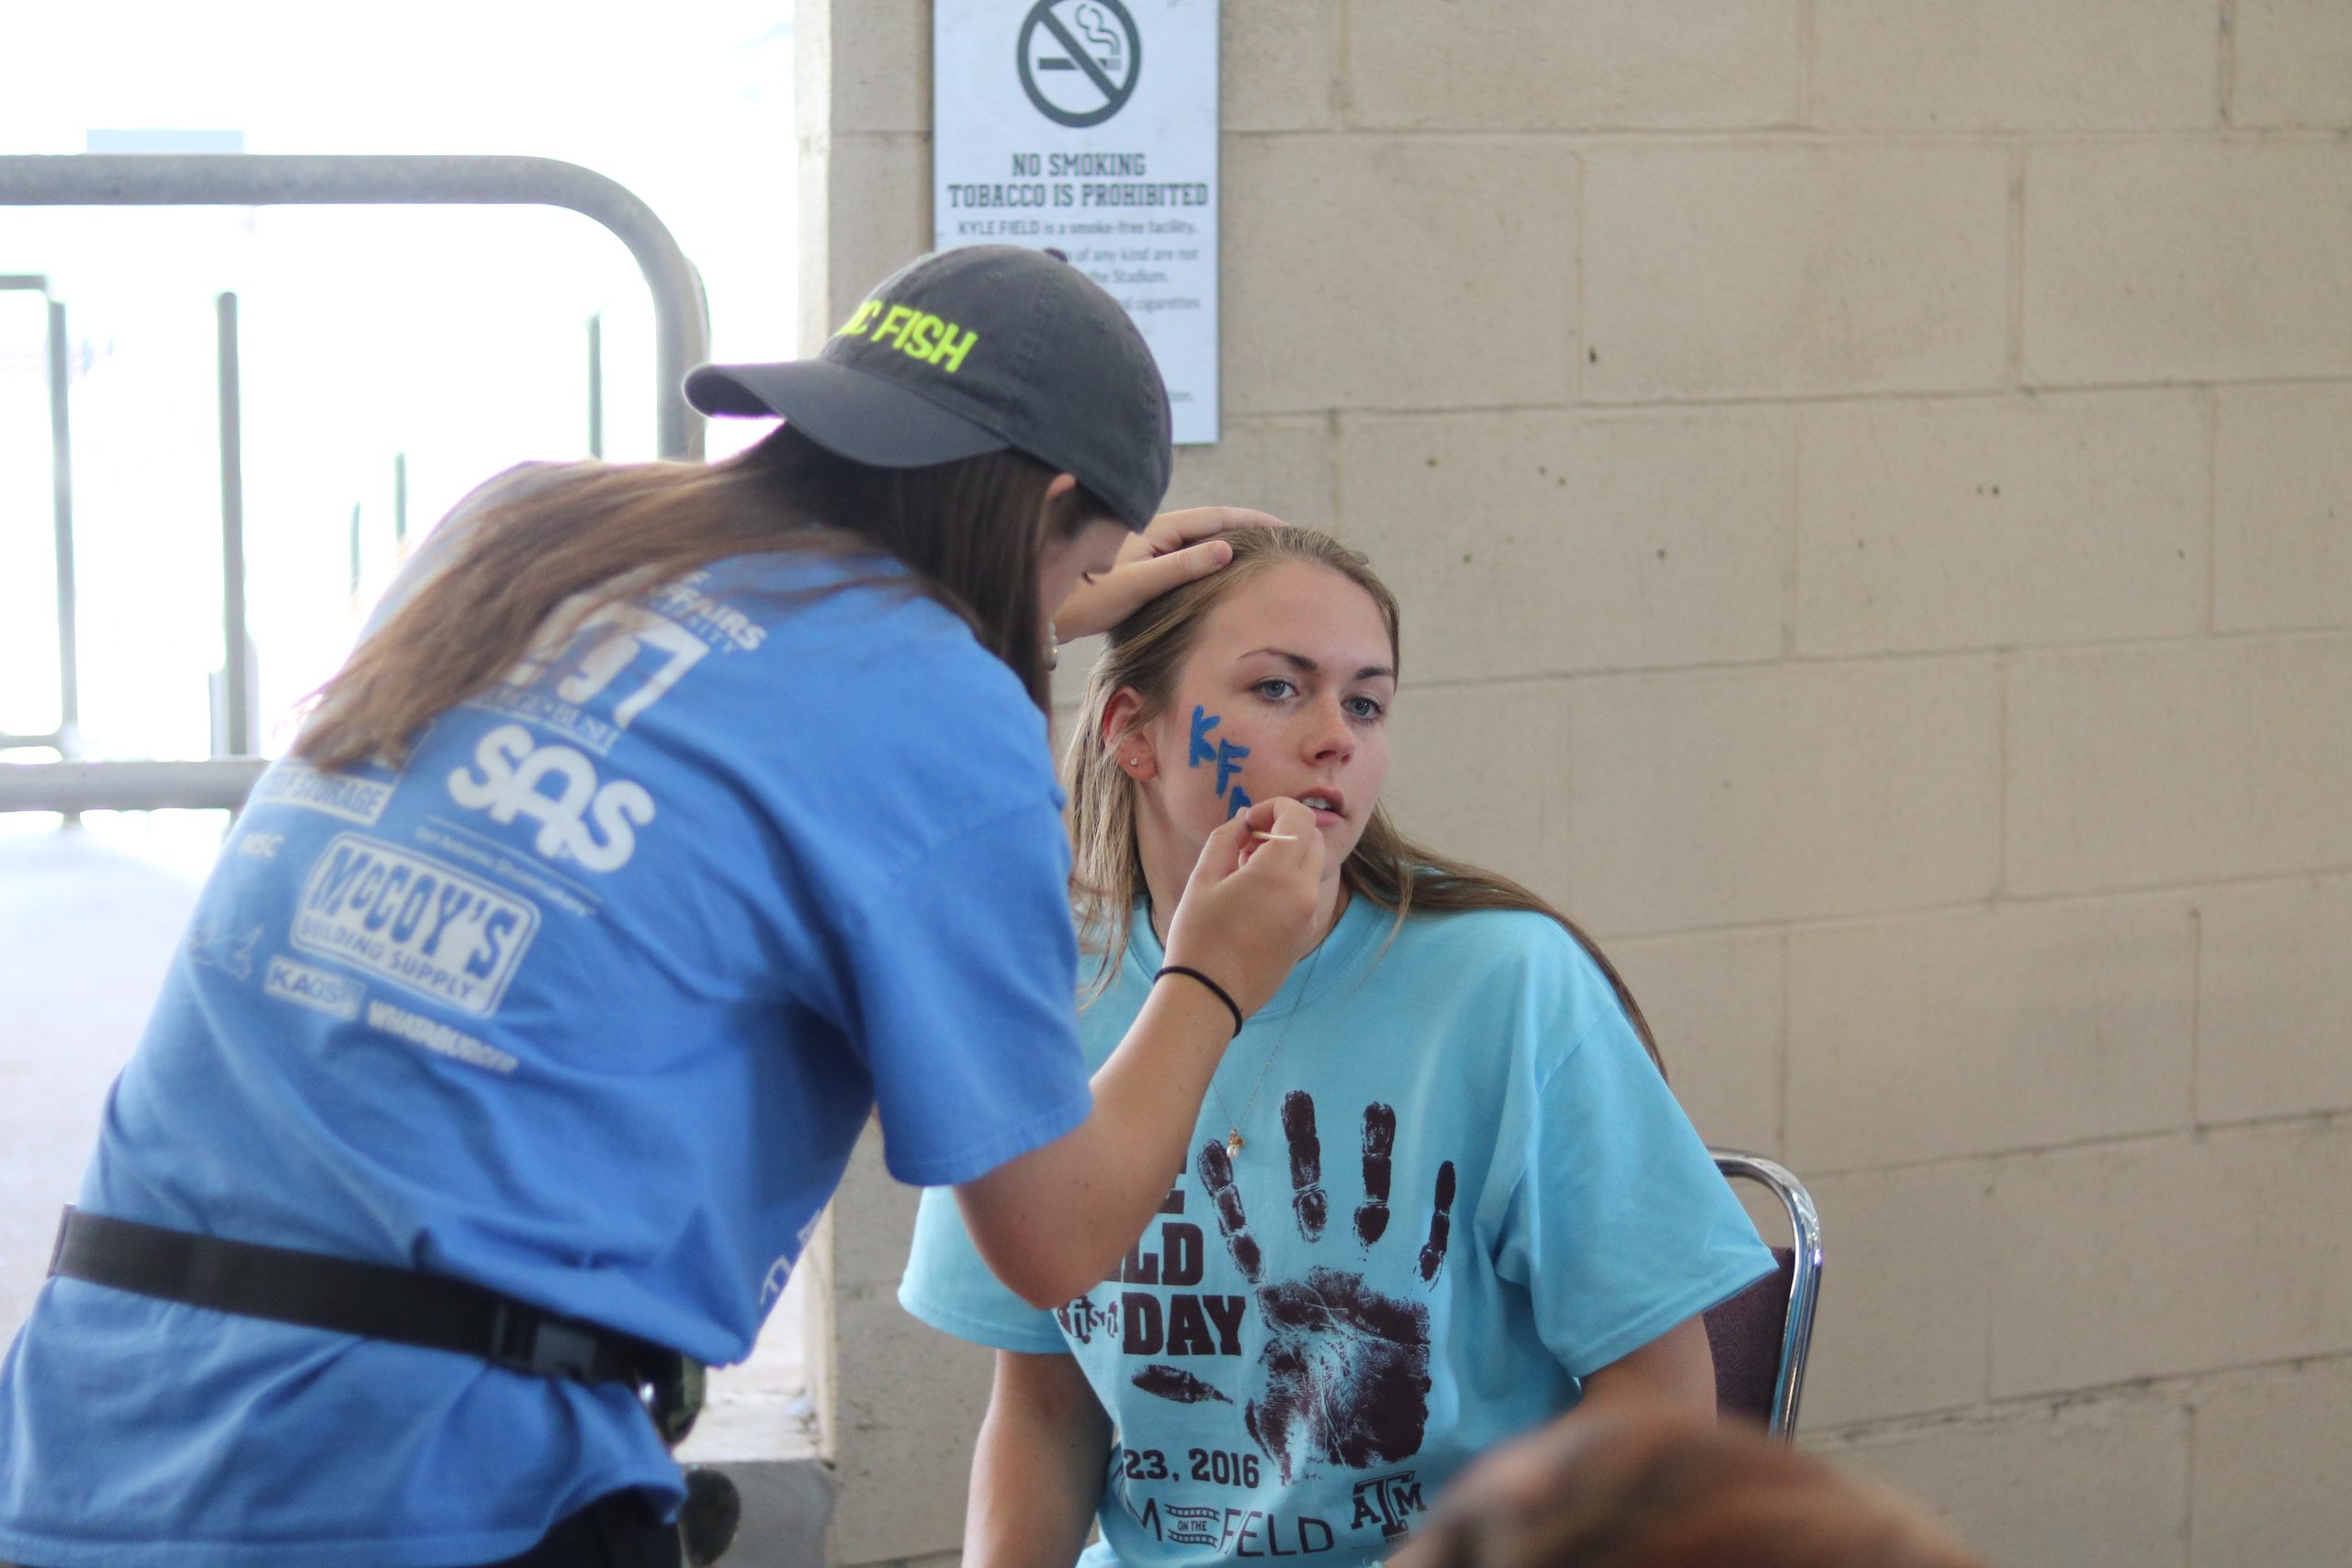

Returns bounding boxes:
[0,481,1094,1568]
[900,897,1772,1568]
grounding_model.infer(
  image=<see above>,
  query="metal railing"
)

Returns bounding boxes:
[0,154,710,818]
[0,273,79,765]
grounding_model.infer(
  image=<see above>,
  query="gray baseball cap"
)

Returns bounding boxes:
[684,245,1173,530]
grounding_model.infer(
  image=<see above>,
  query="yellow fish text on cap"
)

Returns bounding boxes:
[835,299,979,373]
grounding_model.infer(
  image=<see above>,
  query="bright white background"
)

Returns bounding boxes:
[0,1,814,1447]
[0,0,797,873]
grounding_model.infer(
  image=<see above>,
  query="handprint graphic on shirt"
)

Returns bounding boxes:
[1135,1092,1456,1483]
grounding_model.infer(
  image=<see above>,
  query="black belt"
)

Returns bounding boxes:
[47,1207,695,1436]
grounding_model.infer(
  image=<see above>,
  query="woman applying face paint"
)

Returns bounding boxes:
[901,526,1778,1568]
[0,250,1327,1568]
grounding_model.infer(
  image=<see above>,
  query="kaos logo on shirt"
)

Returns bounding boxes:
[293,834,538,1016]
[447,724,655,873]
[264,956,364,1021]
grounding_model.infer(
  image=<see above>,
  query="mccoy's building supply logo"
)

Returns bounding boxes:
[292,834,538,1016]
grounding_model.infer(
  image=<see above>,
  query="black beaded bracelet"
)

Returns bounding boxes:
[1154,964,1245,1038]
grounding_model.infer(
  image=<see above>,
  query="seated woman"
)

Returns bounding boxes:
[899,526,1774,1568]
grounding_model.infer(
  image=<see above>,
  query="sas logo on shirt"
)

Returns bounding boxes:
[264,955,365,1021]
[292,834,538,1017]
[447,724,655,873]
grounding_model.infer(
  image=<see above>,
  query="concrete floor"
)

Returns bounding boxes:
[0,827,201,1334]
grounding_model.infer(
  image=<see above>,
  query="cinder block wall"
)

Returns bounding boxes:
[798,5,2352,1565]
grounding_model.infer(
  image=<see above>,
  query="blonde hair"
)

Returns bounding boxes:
[1066,525,1661,1069]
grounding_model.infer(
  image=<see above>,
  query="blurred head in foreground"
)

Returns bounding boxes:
[1397,1405,1984,1568]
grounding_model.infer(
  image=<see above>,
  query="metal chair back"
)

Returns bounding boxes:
[1702,1148,1822,1442]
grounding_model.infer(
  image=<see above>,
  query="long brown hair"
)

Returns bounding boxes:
[1067,525,1662,1069]
[299,424,1106,770]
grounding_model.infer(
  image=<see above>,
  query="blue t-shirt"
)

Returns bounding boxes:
[900,897,1772,1568]
[0,480,1094,1567]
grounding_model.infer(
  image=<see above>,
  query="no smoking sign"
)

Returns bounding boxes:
[937,0,1220,444]
[1019,0,1142,127]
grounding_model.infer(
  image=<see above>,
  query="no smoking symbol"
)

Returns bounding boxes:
[1018,0,1141,128]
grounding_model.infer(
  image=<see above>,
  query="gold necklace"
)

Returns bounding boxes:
[1208,916,1332,1156]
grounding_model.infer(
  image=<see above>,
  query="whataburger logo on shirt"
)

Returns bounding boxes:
[1062,1092,1459,1551]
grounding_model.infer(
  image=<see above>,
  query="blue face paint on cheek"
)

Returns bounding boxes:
[1215,738,1250,796]
[1189,704,1252,806]
[1189,705,1220,768]
[1227,784,1253,819]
